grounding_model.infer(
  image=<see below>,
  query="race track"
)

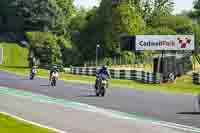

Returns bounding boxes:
[0,71,199,128]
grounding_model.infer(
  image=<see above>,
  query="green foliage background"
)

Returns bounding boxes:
[1,0,200,67]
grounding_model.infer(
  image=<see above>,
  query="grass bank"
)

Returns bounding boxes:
[0,42,28,67]
[0,113,54,133]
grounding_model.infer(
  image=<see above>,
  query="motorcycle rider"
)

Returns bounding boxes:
[95,65,111,89]
[51,69,59,80]
[49,66,58,81]
[30,66,37,79]
[31,66,37,73]
[50,69,59,86]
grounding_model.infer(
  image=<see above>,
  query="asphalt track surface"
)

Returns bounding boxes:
[0,71,200,128]
[0,94,190,133]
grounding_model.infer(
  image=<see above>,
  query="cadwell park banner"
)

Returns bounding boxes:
[136,35,195,51]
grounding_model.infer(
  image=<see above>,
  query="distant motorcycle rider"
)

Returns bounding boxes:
[31,66,37,74]
[30,66,37,80]
[95,65,111,89]
[49,66,58,81]
[50,69,59,87]
[51,69,59,80]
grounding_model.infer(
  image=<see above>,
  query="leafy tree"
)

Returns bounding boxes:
[121,51,134,64]
[0,0,16,16]
[188,0,200,23]
[73,7,100,62]
[150,16,193,34]
[147,27,176,35]
[193,24,200,52]
[112,2,145,35]
[0,0,74,31]
[100,0,145,54]
[131,0,174,25]
[26,32,63,67]
[109,1,145,56]
[194,0,200,17]
[52,0,75,35]
[69,8,88,33]
[74,0,145,63]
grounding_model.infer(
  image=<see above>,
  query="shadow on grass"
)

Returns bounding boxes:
[177,112,200,115]
[0,66,29,69]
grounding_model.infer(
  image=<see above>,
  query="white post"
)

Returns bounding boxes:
[0,48,3,64]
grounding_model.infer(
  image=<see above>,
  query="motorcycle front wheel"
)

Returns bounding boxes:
[95,89,100,96]
[51,80,56,87]
[100,87,105,97]
[30,75,34,80]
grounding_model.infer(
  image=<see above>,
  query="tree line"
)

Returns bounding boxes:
[1,0,200,67]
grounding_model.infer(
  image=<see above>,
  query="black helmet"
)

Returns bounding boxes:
[102,65,107,70]
[52,66,57,70]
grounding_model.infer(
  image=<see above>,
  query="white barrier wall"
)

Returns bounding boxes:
[70,67,162,84]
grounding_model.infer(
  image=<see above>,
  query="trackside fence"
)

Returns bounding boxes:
[71,67,162,84]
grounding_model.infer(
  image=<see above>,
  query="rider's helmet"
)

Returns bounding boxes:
[53,69,57,73]
[52,65,57,71]
[53,65,57,69]
[102,65,108,71]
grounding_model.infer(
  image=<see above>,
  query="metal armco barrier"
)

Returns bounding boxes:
[193,73,200,85]
[71,67,162,84]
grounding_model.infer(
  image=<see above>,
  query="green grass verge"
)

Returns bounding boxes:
[0,42,28,67]
[0,113,54,133]
[61,73,200,94]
